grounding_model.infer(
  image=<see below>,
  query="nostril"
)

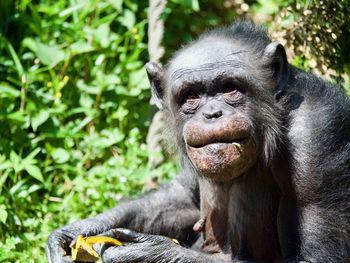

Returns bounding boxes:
[203,110,223,119]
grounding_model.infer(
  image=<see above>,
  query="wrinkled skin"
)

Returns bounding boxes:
[184,113,257,181]
[47,21,350,263]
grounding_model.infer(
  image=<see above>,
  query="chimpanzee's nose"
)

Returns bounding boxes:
[203,110,223,119]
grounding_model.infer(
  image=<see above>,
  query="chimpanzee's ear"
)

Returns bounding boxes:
[263,42,288,98]
[146,62,165,110]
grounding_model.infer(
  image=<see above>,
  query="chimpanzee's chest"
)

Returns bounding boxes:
[196,180,231,259]
[197,178,282,261]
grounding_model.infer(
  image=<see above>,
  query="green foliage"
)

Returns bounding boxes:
[0,0,178,261]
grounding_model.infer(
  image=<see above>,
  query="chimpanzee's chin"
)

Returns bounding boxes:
[187,139,256,182]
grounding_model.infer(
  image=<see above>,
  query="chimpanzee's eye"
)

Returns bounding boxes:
[222,82,238,95]
[181,90,200,113]
[221,82,244,105]
[183,91,200,104]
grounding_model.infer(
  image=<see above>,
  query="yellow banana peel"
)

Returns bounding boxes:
[172,238,180,245]
[71,234,179,262]
[71,235,123,262]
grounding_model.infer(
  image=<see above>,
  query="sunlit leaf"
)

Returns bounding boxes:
[52,148,70,164]
[3,37,24,75]
[0,161,11,172]
[79,94,95,108]
[94,24,110,48]
[22,37,37,52]
[59,2,86,17]
[0,82,21,98]
[35,41,65,67]
[100,128,125,148]
[5,111,26,123]
[10,151,22,172]
[26,148,41,160]
[129,68,149,95]
[108,0,122,11]
[0,205,8,224]
[76,80,100,94]
[118,9,135,30]
[31,110,50,131]
[70,40,94,54]
[191,0,200,11]
[25,164,44,182]
[254,0,279,15]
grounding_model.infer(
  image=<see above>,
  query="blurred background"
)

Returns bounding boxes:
[0,0,349,261]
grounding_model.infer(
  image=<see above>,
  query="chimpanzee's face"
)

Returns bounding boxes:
[166,37,259,181]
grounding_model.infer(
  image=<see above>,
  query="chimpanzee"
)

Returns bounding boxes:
[46,21,350,263]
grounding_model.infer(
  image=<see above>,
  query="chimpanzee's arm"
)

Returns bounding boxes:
[46,172,200,263]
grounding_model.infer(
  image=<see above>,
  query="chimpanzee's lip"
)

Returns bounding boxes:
[188,137,248,148]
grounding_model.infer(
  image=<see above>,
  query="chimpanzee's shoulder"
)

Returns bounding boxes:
[285,67,350,111]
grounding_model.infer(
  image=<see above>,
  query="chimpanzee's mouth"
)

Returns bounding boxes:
[189,137,248,148]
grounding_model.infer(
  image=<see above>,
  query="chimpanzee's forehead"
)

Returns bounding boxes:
[166,36,255,88]
[168,36,249,75]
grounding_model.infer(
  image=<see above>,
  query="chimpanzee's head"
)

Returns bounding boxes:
[146,21,288,182]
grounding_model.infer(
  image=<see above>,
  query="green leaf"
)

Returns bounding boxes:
[108,0,122,11]
[129,68,148,95]
[31,110,50,131]
[0,160,11,171]
[171,0,200,10]
[79,94,95,108]
[71,116,94,133]
[25,164,44,182]
[4,111,26,123]
[3,36,24,75]
[10,151,22,172]
[35,41,65,67]
[51,148,70,164]
[70,40,94,54]
[255,0,279,15]
[0,205,8,224]
[0,82,21,98]
[191,0,200,11]
[26,148,41,160]
[59,2,86,17]
[118,9,135,30]
[100,128,125,147]
[99,73,120,85]
[22,37,37,53]
[94,24,110,48]
[76,80,100,94]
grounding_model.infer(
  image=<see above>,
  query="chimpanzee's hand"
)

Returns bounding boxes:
[46,224,77,263]
[99,229,197,263]
[46,218,112,263]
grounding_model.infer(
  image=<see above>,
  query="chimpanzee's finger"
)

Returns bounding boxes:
[112,228,150,243]
[46,231,74,263]
[101,243,167,263]
[101,245,137,263]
